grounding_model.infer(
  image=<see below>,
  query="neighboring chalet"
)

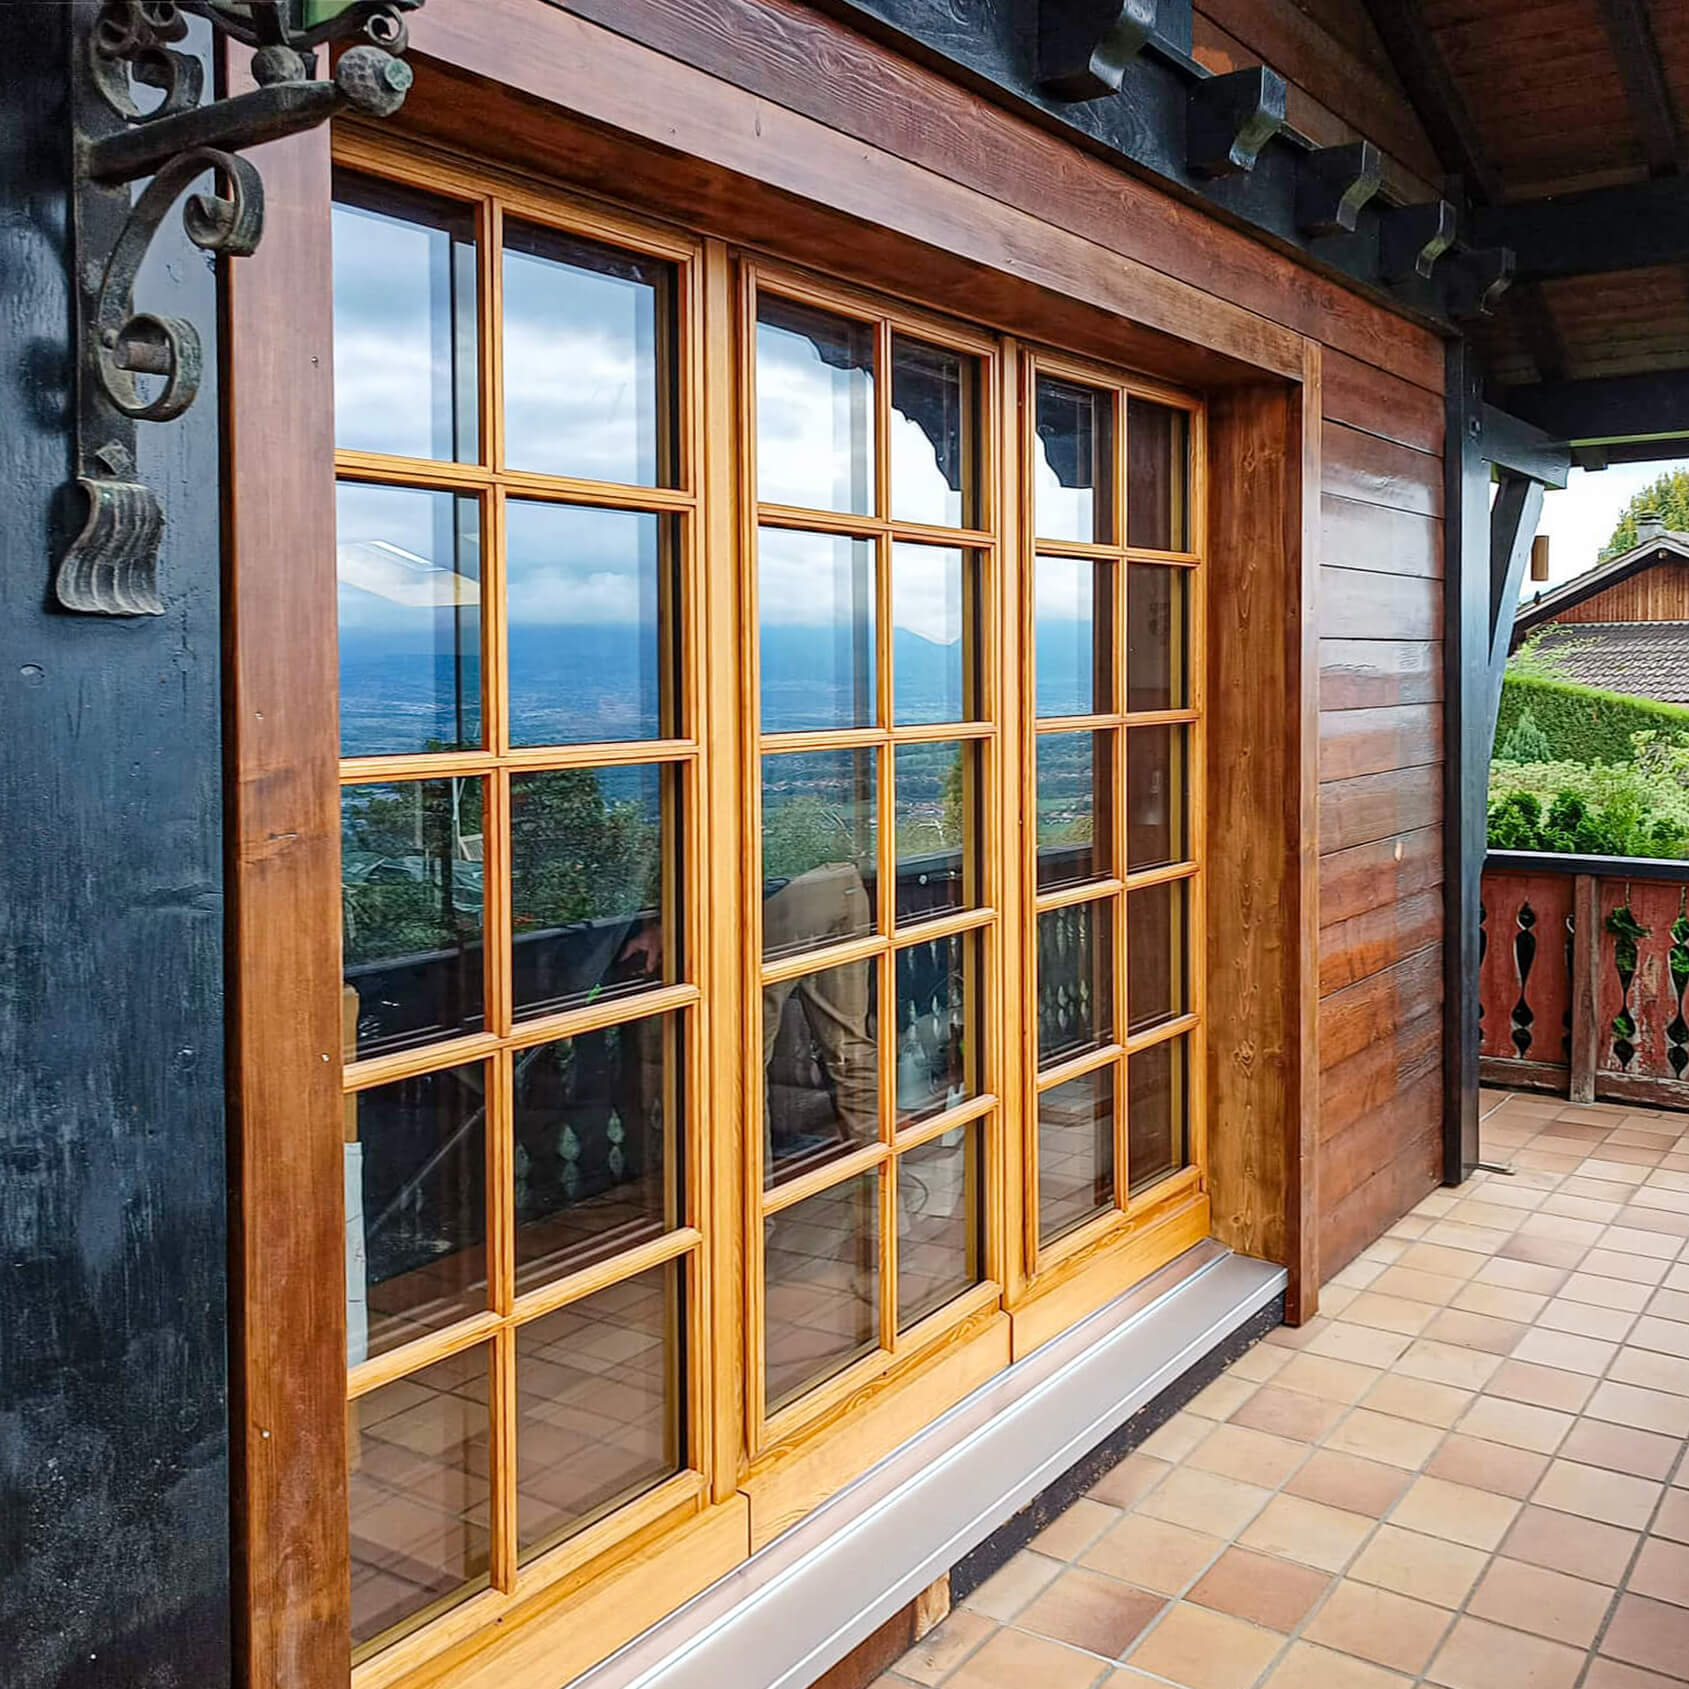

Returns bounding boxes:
[1513,511,1689,704]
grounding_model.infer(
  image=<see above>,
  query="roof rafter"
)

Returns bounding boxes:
[1595,0,1685,177]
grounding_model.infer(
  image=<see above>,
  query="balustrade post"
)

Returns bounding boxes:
[1568,873,1600,1104]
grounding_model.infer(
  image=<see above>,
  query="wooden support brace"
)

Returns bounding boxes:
[1295,140,1382,237]
[1037,0,1156,99]
[1187,66,1286,178]
[1382,199,1457,283]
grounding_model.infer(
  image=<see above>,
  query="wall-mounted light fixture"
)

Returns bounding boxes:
[61,0,423,615]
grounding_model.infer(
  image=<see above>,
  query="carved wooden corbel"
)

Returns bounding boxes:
[1381,198,1459,283]
[1296,140,1383,238]
[1187,66,1287,178]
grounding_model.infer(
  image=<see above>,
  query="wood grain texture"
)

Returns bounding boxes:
[1318,946,1444,1072]
[1320,348,1446,455]
[1318,702,1443,781]
[1320,1003,1442,1142]
[1320,639,1444,709]
[223,117,349,1689]
[1318,825,1444,928]
[1321,422,1444,517]
[1319,764,1442,853]
[1320,1119,1440,1274]
[1547,559,1689,623]
[1318,888,1444,995]
[1320,1071,1444,1209]
[1322,496,1443,578]
[1319,567,1443,641]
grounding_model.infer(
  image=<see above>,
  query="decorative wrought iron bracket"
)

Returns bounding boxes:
[61,0,422,615]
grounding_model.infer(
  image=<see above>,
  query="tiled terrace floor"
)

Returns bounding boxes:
[879,1090,1689,1689]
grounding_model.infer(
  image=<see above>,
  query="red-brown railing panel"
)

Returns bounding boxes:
[1595,878,1689,1095]
[1478,869,1573,1073]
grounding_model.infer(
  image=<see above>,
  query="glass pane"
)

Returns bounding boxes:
[1038,901,1114,1069]
[515,1262,682,1560]
[756,295,875,514]
[347,1063,488,1366]
[513,1013,681,1296]
[1036,731,1112,891]
[765,1172,880,1410]
[895,930,979,1128]
[342,780,485,1061]
[1039,1066,1116,1244]
[1127,398,1191,552]
[764,956,879,1188]
[1126,565,1188,714]
[1126,726,1188,873]
[349,1345,491,1652]
[897,1126,982,1330]
[1127,882,1188,1035]
[759,529,876,732]
[895,740,977,925]
[337,482,481,757]
[1036,555,1112,718]
[1129,1036,1188,1196]
[892,543,975,725]
[332,173,477,463]
[510,765,674,1022]
[502,221,674,486]
[891,336,977,527]
[1034,375,1112,543]
[761,749,878,958]
[507,502,678,746]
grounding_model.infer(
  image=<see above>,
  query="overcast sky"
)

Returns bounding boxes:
[1530,458,1689,592]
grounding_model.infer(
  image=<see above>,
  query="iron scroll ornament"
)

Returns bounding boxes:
[60,0,423,615]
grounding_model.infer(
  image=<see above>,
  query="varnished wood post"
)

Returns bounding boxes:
[221,113,349,1689]
[1568,872,1601,1104]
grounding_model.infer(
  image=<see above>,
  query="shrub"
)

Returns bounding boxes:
[1494,672,1689,766]
[1497,705,1552,763]
[1488,742,1689,860]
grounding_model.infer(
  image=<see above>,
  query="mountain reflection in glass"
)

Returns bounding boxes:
[342,778,486,1060]
[332,171,478,463]
[759,529,876,731]
[512,1013,679,1294]
[1034,375,1112,543]
[1036,731,1112,890]
[890,337,978,528]
[502,221,675,487]
[892,544,974,725]
[756,296,875,514]
[509,765,673,1022]
[894,931,977,1127]
[1127,398,1191,553]
[1036,554,1111,718]
[506,501,677,746]
[337,481,482,758]
[761,748,878,959]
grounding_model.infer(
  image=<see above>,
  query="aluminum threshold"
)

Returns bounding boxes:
[573,1241,1287,1689]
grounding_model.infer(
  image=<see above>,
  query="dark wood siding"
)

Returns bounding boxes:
[1550,559,1689,624]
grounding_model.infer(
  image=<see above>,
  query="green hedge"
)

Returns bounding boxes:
[1495,672,1689,765]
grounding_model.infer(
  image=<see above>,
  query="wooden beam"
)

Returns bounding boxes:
[1503,366,1689,444]
[1478,405,1571,490]
[1489,473,1547,693]
[1508,281,1569,385]
[1595,0,1685,177]
[1471,177,1689,280]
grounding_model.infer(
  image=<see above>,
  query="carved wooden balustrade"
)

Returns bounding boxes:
[1480,849,1689,1109]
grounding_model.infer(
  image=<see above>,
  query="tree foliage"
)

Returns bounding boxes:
[1599,466,1689,561]
[1494,672,1689,766]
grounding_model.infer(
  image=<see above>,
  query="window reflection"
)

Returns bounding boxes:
[761,749,878,958]
[347,1063,489,1366]
[892,544,975,725]
[1036,555,1111,718]
[1035,376,1112,543]
[758,529,876,732]
[897,1127,982,1330]
[891,337,977,528]
[513,1014,680,1294]
[1127,398,1191,552]
[895,740,977,925]
[337,481,481,758]
[342,779,485,1060]
[895,931,977,1127]
[756,296,875,514]
[502,222,675,486]
[509,765,674,1022]
[1126,565,1186,713]
[506,502,678,746]
[1126,726,1187,873]
[1036,731,1112,890]
[1039,1067,1115,1243]
[1038,901,1114,1068]
[1129,1036,1187,1195]
[1128,881,1187,1035]
[332,172,478,463]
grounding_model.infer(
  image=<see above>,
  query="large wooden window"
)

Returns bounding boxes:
[322,144,1205,1679]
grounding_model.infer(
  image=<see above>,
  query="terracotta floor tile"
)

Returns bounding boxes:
[944,1624,1112,1689]
[1559,1418,1680,1481]
[1466,1555,1615,1647]
[1499,1232,1589,1269]
[1424,1432,1550,1499]
[1584,1250,1673,1286]
[1285,1448,1410,1517]
[1360,1372,1473,1428]
[1629,1536,1689,1609]
[1229,1384,1347,1444]
[1324,1406,1442,1469]
[1086,1453,1172,1509]
[1305,1321,1413,1369]
[1476,1257,1571,1295]
[1537,1297,1638,1341]
[1424,1614,1585,1689]
[1583,1658,1689,1689]
[1137,1467,1272,1539]
[893,1608,997,1686]
[1030,1498,1120,1560]
[1645,1288,1689,1323]
[1610,1347,1689,1399]
[1186,1374,1260,1421]
[1602,1593,1689,1678]
[1270,1352,1382,1406]
[1226,1343,1292,1383]
[1140,1411,1212,1461]
[1347,1523,1488,1607]
[1369,1266,1467,1306]
[1588,1380,1689,1438]
[1187,1422,1309,1489]
[1424,1308,1532,1355]
[1455,1393,1574,1454]
[1339,1292,1436,1335]
[1186,1545,1330,1633]
[1452,1282,1551,1322]
[1303,1578,1452,1675]
[1503,1503,1641,1583]
[1533,1457,1663,1529]
[1396,1242,1489,1280]
[1016,1568,1168,1661]
[1425,1220,1515,1256]
[1260,1640,1412,1687]
[962,1549,1065,1621]
[1512,1327,1621,1376]
[1484,1357,1597,1413]
[1563,1273,1656,1312]
[1125,1600,1284,1689]
[1602,1226,1684,1260]
[1391,1474,1521,1549]
[1237,1493,1373,1572]
[1655,1488,1689,1544]
[1393,1338,1505,1391]
[1080,1514,1225,1596]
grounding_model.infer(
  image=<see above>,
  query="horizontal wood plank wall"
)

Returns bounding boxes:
[1547,561,1689,624]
